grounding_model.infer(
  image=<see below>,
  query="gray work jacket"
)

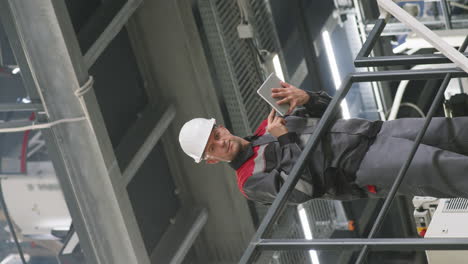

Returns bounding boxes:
[230,91,382,204]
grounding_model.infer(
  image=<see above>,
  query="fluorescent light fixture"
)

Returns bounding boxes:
[272,54,285,81]
[11,67,20,74]
[298,205,320,264]
[322,30,350,119]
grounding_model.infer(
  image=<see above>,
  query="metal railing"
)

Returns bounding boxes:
[239,0,468,263]
[239,68,468,264]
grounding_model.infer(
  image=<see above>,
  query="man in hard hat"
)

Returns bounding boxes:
[179,81,468,204]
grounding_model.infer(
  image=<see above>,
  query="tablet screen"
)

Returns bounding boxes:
[257,73,289,116]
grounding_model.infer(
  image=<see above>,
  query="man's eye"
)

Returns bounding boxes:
[215,133,220,140]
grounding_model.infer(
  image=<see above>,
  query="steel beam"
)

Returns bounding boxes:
[0,0,149,263]
[150,208,208,264]
[256,238,468,251]
[118,104,176,186]
[83,0,143,68]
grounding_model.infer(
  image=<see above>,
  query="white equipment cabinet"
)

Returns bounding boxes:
[425,198,468,264]
[1,161,72,240]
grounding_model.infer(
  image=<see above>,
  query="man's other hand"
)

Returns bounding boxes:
[267,109,288,138]
[271,81,310,114]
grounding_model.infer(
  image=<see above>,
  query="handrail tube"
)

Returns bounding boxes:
[356,19,386,58]
[355,53,468,67]
[257,238,468,251]
[355,35,468,264]
[238,75,353,264]
[351,68,468,82]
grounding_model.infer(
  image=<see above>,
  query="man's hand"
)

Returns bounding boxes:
[267,109,288,138]
[271,81,310,114]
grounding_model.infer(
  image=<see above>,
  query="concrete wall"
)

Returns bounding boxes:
[127,0,255,262]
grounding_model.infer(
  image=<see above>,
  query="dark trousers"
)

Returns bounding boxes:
[356,117,468,198]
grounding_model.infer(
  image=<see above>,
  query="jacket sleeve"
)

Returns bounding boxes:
[243,133,314,205]
[303,90,332,116]
[293,90,342,119]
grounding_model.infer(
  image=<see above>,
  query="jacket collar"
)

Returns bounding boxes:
[229,143,254,170]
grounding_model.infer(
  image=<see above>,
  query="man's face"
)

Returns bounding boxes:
[204,125,243,164]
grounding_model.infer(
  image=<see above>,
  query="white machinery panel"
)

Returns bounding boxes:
[425,198,468,264]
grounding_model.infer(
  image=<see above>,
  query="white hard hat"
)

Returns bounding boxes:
[179,118,215,163]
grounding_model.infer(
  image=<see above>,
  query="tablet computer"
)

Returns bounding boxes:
[257,73,289,116]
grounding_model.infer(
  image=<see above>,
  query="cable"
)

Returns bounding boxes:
[0,76,93,133]
[236,0,249,24]
[400,102,426,118]
[0,117,85,133]
[234,0,271,66]
[247,39,266,63]
[74,76,94,97]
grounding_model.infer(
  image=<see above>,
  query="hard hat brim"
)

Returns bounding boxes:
[193,118,215,163]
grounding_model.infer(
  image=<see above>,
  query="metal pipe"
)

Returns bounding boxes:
[351,68,468,82]
[257,238,468,251]
[355,53,468,67]
[239,75,353,264]
[355,35,468,264]
[440,0,453,30]
[356,19,386,59]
